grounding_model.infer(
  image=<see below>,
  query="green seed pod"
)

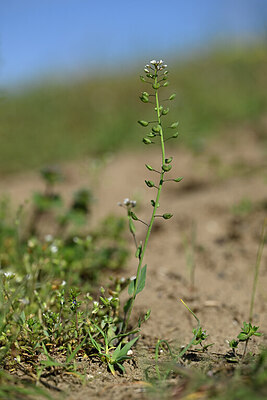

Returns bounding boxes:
[140,95,149,103]
[172,132,179,138]
[151,200,156,207]
[162,164,172,172]
[165,156,173,164]
[146,74,153,79]
[138,120,149,127]
[143,137,152,145]
[159,105,163,112]
[162,75,168,80]
[173,177,183,182]
[170,122,179,129]
[143,92,149,97]
[152,83,160,89]
[140,75,146,82]
[131,211,138,220]
[135,244,142,259]
[164,70,169,75]
[162,108,169,115]
[147,132,156,138]
[169,93,176,100]
[163,81,169,87]
[163,213,173,219]
[145,164,154,171]
[152,125,161,133]
[145,180,154,188]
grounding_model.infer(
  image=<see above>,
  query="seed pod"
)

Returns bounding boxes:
[173,177,183,182]
[152,83,160,89]
[162,75,168,80]
[140,95,149,103]
[162,164,172,172]
[138,120,149,127]
[147,132,156,138]
[163,81,169,87]
[151,200,156,207]
[162,108,169,115]
[170,122,179,129]
[140,75,146,82]
[169,94,176,100]
[143,92,149,97]
[165,156,173,164]
[172,132,179,138]
[145,180,155,188]
[131,211,138,220]
[135,243,142,259]
[145,164,154,171]
[152,125,161,133]
[163,213,173,219]
[143,138,152,144]
[164,70,169,75]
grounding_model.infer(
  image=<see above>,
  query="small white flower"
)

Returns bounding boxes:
[120,277,126,283]
[61,280,66,286]
[130,200,136,207]
[123,198,130,206]
[150,59,157,65]
[50,245,58,254]
[159,59,163,64]
[93,301,99,307]
[107,296,113,301]
[4,272,14,278]
[130,275,136,281]
[45,234,53,242]
[127,349,133,356]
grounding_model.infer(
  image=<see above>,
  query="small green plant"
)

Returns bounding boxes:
[119,60,183,331]
[229,322,262,360]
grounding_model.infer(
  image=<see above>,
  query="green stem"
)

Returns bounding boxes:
[124,72,166,332]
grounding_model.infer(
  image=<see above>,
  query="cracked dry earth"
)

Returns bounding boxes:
[1,129,267,399]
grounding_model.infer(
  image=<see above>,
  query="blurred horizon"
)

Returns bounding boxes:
[1,0,267,89]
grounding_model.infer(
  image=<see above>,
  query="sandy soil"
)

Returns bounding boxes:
[1,128,267,399]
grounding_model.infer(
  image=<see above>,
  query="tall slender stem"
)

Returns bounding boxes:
[124,70,167,332]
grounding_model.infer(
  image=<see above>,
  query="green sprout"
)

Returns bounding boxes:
[119,59,182,332]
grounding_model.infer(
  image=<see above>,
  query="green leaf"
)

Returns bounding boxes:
[124,296,133,312]
[128,280,135,296]
[138,120,149,127]
[111,336,139,363]
[237,332,248,341]
[136,264,147,295]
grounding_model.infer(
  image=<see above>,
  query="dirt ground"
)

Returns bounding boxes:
[1,128,267,399]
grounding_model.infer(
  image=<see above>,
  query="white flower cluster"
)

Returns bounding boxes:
[118,198,137,208]
[144,59,167,73]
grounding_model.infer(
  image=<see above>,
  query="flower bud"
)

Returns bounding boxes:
[145,180,155,188]
[163,213,173,219]
[145,164,154,171]
[138,120,149,127]
[152,83,160,90]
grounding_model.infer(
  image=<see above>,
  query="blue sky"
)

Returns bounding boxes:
[1,0,267,87]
